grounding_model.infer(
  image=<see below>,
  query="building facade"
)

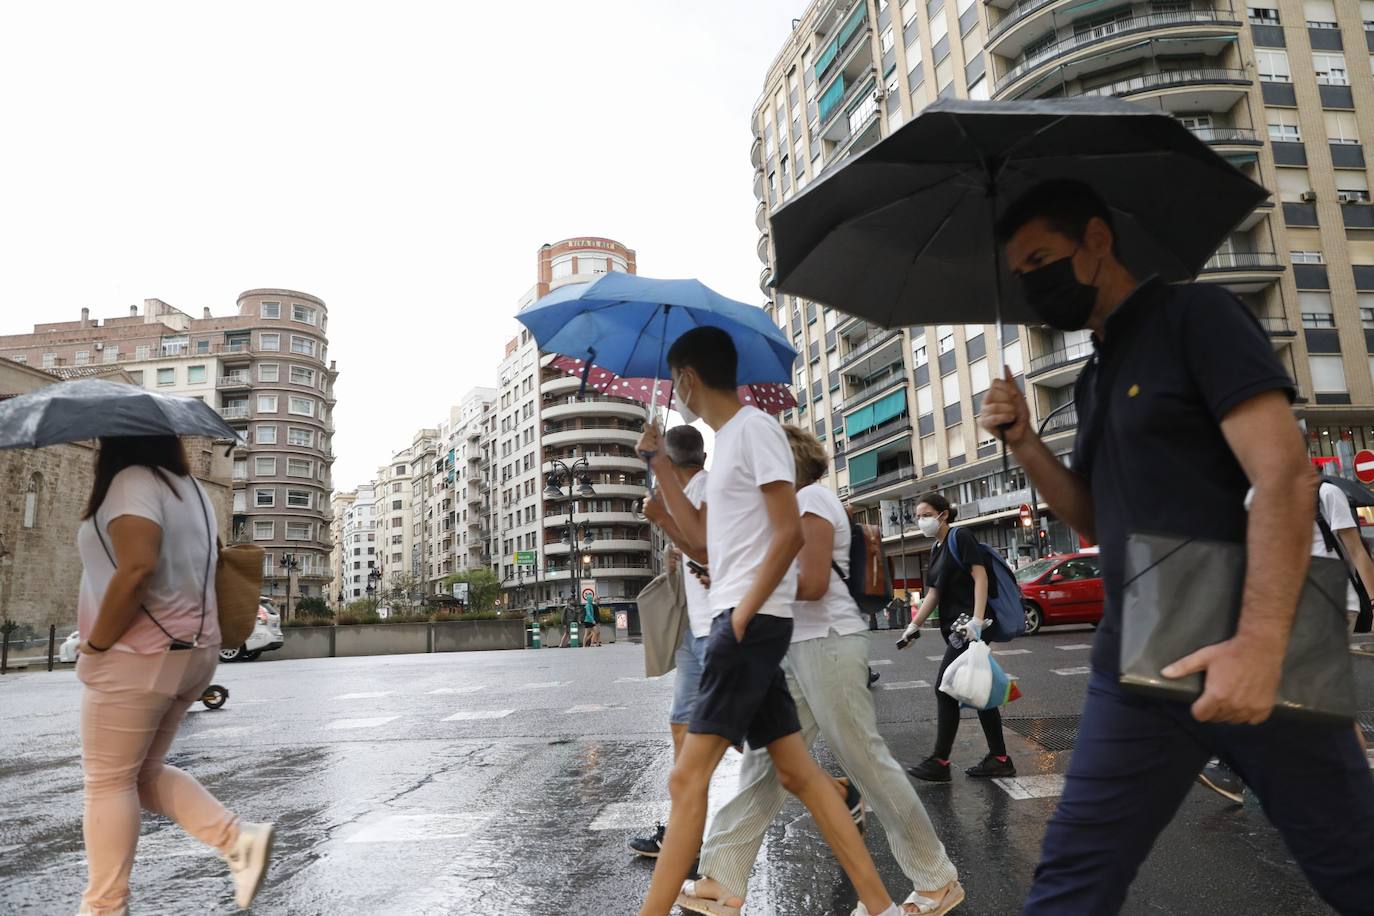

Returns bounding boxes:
[755,0,1374,589]
[336,484,377,603]
[0,292,338,608]
[424,388,497,595]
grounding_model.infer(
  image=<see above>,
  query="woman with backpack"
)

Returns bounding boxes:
[904,493,1015,783]
[74,436,274,915]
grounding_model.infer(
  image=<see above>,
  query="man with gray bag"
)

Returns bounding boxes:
[980,179,1374,914]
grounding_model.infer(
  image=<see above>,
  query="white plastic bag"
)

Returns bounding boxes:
[939,640,993,708]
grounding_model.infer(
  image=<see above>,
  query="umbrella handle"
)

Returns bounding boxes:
[576,347,598,398]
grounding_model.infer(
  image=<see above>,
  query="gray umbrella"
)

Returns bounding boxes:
[0,379,242,449]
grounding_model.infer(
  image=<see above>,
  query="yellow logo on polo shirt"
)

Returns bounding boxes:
[1127,384,1140,398]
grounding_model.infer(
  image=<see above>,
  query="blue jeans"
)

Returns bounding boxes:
[668,634,709,725]
[1023,671,1374,915]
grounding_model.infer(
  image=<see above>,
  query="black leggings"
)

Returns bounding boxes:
[933,639,1007,759]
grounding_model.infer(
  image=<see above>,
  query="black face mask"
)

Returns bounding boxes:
[1019,251,1099,332]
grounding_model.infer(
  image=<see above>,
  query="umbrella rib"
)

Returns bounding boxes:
[885,182,977,328]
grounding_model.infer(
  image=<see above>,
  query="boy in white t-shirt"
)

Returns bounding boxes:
[635,327,900,916]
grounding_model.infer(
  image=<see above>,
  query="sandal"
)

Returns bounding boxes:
[902,881,965,915]
[676,879,743,916]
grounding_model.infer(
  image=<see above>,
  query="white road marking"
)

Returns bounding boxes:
[346,813,491,844]
[869,659,894,666]
[993,775,1066,800]
[442,709,514,721]
[1055,644,1093,651]
[326,716,400,730]
[614,676,650,683]
[589,801,661,831]
[993,649,1031,656]
[516,680,570,689]
[882,680,930,691]
[926,655,946,661]
[566,704,622,713]
[334,691,395,700]
[427,686,486,695]
[189,726,253,740]
[1052,667,1092,676]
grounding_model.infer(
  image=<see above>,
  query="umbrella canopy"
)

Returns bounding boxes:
[1322,475,1374,509]
[0,379,242,449]
[547,356,797,415]
[516,273,796,384]
[769,97,1269,328]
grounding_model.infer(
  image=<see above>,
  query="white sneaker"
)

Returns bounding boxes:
[222,822,275,909]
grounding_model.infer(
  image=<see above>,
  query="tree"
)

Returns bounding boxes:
[294,596,331,619]
[384,572,424,616]
[441,568,501,612]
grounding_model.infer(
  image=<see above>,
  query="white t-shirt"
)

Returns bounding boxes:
[1314,481,1360,611]
[705,406,797,619]
[77,466,221,652]
[682,469,714,638]
[792,483,869,643]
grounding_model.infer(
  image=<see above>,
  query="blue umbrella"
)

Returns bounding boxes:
[515,273,796,385]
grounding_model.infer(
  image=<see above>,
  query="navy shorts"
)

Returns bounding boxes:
[689,610,800,750]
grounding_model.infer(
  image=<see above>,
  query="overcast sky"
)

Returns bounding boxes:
[0,1,800,487]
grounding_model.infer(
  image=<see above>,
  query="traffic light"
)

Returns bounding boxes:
[1038,529,1049,543]
[1018,503,1034,528]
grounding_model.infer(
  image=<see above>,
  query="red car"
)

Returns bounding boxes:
[1016,551,1104,635]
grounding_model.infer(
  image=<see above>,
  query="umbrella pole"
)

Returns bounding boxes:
[987,184,1014,489]
[640,306,672,494]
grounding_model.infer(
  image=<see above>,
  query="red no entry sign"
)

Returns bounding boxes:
[1356,449,1374,484]
[582,587,595,601]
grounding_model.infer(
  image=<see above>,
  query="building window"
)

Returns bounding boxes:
[290,366,315,386]
[258,395,279,413]
[260,333,280,352]
[1314,52,1349,85]
[103,346,118,363]
[290,336,317,357]
[1291,250,1325,264]
[1300,291,1336,328]
[157,368,175,387]
[937,326,955,354]
[1248,6,1279,24]
[1266,107,1301,141]
[287,427,313,447]
[135,346,152,360]
[1256,49,1291,82]
[256,424,278,445]
[255,488,275,507]
[1325,110,1361,145]
[288,397,315,417]
[258,363,279,382]
[260,301,281,319]
[1309,355,1347,393]
[1305,0,1337,28]
[253,521,275,541]
[255,457,277,476]
[286,521,312,540]
[287,490,312,508]
[188,365,207,384]
[291,304,318,325]
[287,458,313,478]
[74,350,90,365]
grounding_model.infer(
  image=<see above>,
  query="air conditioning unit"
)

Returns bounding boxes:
[93,342,103,351]
[1300,191,1318,202]
[1337,193,1359,205]
[873,87,888,102]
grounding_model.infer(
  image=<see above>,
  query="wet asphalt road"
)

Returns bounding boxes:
[2,627,1372,916]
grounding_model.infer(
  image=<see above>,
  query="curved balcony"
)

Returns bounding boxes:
[542,564,654,582]
[542,427,640,449]
[540,374,582,397]
[757,231,771,264]
[994,9,1241,99]
[541,511,643,530]
[1074,68,1251,114]
[753,167,765,201]
[759,265,773,296]
[1027,339,1093,386]
[838,327,902,372]
[987,0,1063,51]
[1188,125,1262,148]
[756,199,768,232]
[571,483,647,501]
[542,454,644,475]
[751,135,763,169]
[544,539,653,556]
[1198,250,1285,293]
[542,400,646,423]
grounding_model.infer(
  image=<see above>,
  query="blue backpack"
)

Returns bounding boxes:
[945,531,1026,642]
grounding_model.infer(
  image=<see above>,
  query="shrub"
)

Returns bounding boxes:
[283,615,334,629]
[295,596,331,618]
[336,611,382,626]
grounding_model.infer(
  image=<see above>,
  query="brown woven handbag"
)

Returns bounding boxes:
[216,543,264,647]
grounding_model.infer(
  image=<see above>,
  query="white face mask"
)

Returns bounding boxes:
[917,515,943,539]
[674,376,699,425]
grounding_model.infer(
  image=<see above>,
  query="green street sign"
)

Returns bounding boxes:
[514,550,536,566]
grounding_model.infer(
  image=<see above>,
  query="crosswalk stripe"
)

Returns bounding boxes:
[881,680,930,690]
[442,709,514,721]
[334,691,395,700]
[869,659,894,666]
[993,775,1066,800]
[428,686,486,695]
[326,716,399,730]
[1055,644,1092,651]
[993,649,1031,656]
[1052,667,1091,676]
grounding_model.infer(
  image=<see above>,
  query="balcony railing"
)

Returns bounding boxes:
[218,374,251,388]
[850,465,917,496]
[1257,316,1294,335]
[1076,67,1251,100]
[839,328,901,369]
[1189,125,1262,145]
[220,405,250,419]
[844,418,912,454]
[1028,339,1093,376]
[815,3,869,84]
[1042,405,1079,434]
[845,371,906,407]
[995,9,1238,94]
[820,75,876,135]
[988,0,1062,44]
[1201,251,1285,272]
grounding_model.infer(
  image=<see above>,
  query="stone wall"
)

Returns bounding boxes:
[0,359,233,635]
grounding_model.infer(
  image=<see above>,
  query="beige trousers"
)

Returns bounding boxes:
[77,647,238,915]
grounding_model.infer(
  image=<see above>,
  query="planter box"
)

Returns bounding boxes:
[434,619,527,652]
[273,626,335,660]
[335,623,430,657]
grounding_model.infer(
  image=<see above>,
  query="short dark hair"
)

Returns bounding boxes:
[667,326,737,391]
[915,491,958,523]
[84,436,189,519]
[995,179,1116,251]
[664,425,706,468]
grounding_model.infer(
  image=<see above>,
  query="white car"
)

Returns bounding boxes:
[219,604,284,662]
[59,630,80,663]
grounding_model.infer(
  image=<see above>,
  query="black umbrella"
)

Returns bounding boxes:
[0,379,242,449]
[769,97,1269,328]
[1322,475,1374,508]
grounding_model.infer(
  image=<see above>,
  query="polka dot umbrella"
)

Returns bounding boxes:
[548,357,796,416]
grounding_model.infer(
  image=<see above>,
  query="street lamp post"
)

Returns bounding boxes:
[281,553,300,624]
[367,567,382,614]
[544,457,596,619]
[886,498,915,629]
[1024,400,1078,558]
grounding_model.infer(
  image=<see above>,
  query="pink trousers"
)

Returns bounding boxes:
[77,647,238,915]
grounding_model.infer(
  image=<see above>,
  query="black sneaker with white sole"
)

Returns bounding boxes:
[841,779,866,833]
[1197,759,1245,805]
[628,823,665,858]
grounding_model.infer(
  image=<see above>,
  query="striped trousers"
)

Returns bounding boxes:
[698,630,958,898]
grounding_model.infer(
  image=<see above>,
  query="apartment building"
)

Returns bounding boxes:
[424,388,497,594]
[0,291,338,603]
[336,484,377,602]
[329,490,355,603]
[755,0,1374,588]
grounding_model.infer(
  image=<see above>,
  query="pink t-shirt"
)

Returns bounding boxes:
[77,466,221,653]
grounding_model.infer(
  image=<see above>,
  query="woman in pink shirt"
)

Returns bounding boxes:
[75,436,273,915]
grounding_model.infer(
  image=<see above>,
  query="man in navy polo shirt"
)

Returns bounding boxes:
[981,179,1374,914]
